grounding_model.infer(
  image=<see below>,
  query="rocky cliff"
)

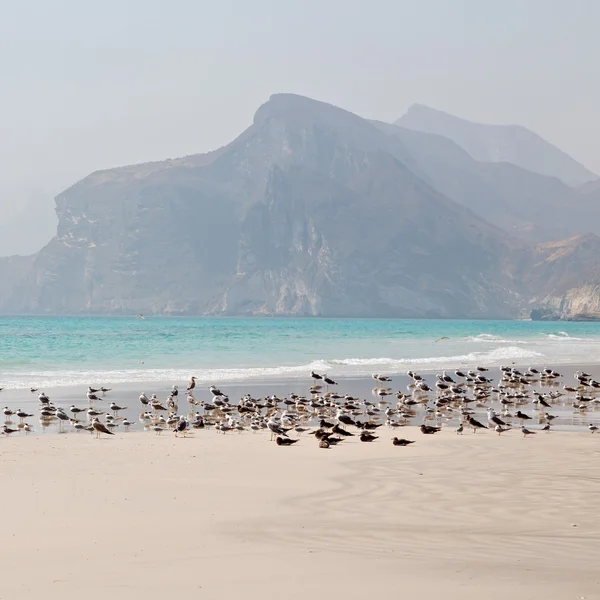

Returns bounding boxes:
[0,94,598,318]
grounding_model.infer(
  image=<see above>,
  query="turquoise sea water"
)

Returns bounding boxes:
[2,316,600,389]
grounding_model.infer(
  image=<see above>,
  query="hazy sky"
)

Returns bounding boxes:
[1,0,599,255]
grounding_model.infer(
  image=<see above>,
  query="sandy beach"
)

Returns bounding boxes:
[2,427,599,599]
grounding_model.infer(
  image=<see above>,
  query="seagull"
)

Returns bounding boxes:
[151,400,168,412]
[420,424,441,435]
[311,371,323,383]
[332,424,354,437]
[456,423,464,435]
[495,425,511,435]
[336,410,356,428]
[267,417,289,440]
[515,410,531,423]
[3,407,16,419]
[359,432,378,442]
[175,416,188,437]
[323,375,337,390]
[440,371,455,384]
[30,388,38,393]
[139,393,149,405]
[487,409,507,428]
[92,418,114,439]
[170,385,179,397]
[275,436,299,446]
[392,438,414,446]
[187,377,197,392]
[209,385,223,397]
[3,425,18,436]
[110,402,126,416]
[588,423,598,434]
[521,425,535,438]
[467,416,488,432]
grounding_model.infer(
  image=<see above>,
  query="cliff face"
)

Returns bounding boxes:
[0,94,598,318]
[524,234,600,317]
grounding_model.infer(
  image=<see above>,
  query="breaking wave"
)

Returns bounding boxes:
[3,347,544,389]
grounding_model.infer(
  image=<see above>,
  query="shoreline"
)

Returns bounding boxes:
[2,360,600,392]
[2,364,600,437]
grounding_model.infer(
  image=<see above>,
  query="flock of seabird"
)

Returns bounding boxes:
[2,367,600,444]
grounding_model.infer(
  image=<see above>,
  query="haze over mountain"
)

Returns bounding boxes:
[0,94,598,318]
[374,120,600,242]
[396,104,598,187]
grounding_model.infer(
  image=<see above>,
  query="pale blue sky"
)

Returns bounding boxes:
[0,0,599,254]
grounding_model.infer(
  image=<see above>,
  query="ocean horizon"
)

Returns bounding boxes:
[2,315,600,390]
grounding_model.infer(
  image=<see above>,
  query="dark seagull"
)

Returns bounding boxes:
[276,436,299,446]
[92,418,115,439]
[420,424,441,435]
[515,410,532,423]
[311,371,323,383]
[175,416,189,437]
[332,424,354,437]
[392,438,415,446]
[467,416,488,432]
[323,375,337,390]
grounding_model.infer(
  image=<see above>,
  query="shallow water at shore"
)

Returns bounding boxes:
[3,365,600,437]
[3,316,600,389]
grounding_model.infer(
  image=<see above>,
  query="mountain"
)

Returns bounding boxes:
[0,94,523,317]
[396,104,598,187]
[0,93,598,318]
[373,121,600,242]
[523,234,600,317]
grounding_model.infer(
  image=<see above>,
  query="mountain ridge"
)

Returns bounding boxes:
[396,103,598,187]
[0,93,597,319]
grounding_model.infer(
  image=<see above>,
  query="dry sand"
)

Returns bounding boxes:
[1,430,599,599]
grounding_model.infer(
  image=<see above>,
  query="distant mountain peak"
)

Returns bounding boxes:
[396,104,597,186]
[254,93,368,131]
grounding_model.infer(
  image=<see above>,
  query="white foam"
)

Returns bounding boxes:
[465,334,528,344]
[1,347,546,389]
[545,333,587,341]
